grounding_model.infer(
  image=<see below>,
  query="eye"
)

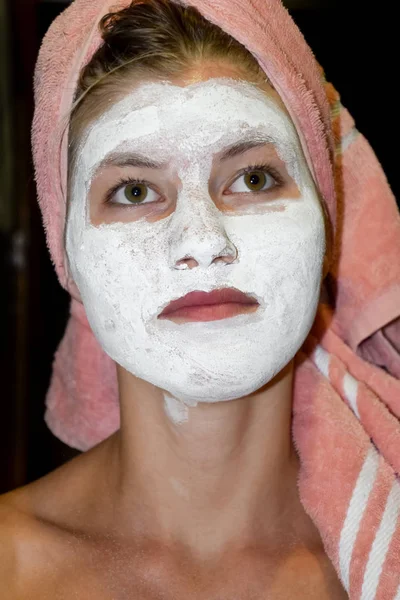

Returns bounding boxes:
[108,181,162,206]
[228,169,277,194]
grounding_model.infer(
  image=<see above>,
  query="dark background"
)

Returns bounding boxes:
[0,0,398,493]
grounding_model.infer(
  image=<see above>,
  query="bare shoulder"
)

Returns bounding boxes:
[0,494,23,596]
[0,450,108,599]
[0,442,107,539]
[0,487,58,599]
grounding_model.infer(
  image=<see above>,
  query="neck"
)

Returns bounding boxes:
[104,360,302,563]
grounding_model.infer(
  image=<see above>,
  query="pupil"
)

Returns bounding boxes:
[250,174,260,186]
[244,171,266,191]
[125,183,147,203]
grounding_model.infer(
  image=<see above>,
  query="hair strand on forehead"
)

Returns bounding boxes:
[68,0,268,184]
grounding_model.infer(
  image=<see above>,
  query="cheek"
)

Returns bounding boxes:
[69,239,149,344]
[224,205,324,301]
[69,220,172,312]
[229,202,324,260]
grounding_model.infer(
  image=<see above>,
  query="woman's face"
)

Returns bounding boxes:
[66,69,326,406]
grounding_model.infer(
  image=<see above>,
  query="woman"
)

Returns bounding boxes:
[1,0,399,597]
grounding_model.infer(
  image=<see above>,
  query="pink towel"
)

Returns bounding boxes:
[32,0,400,596]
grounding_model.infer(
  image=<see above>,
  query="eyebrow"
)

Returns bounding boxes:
[94,152,166,173]
[219,137,277,161]
[93,136,278,175]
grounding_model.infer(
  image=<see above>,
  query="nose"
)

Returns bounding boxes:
[169,198,238,270]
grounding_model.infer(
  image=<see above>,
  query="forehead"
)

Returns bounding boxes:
[78,78,299,173]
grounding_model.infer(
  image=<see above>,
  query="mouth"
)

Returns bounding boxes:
[158,287,260,323]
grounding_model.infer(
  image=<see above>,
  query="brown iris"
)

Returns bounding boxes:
[124,183,148,203]
[244,171,267,191]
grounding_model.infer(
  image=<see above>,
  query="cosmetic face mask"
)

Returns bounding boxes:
[66,78,326,408]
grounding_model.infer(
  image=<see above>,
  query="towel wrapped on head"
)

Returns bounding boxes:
[32,1,400,596]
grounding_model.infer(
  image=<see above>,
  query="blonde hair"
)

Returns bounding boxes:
[68,0,267,174]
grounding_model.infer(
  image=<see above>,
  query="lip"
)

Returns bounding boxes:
[158,288,259,322]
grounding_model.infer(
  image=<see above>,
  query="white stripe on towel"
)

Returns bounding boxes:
[335,126,360,155]
[361,477,400,600]
[313,345,331,379]
[343,372,360,420]
[393,582,400,600]
[339,446,380,593]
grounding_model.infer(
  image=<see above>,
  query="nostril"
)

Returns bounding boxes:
[213,255,229,265]
[174,257,198,270]
[214,255,236,266]
[212,246,238,265]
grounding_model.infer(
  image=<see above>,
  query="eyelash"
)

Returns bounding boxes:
[230,162,284,190]
[104,177,149,204]
[104,162,284,205]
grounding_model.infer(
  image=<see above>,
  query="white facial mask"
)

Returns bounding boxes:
[66,79,325,412]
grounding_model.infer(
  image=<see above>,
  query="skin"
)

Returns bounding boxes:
[0,61,348,599]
